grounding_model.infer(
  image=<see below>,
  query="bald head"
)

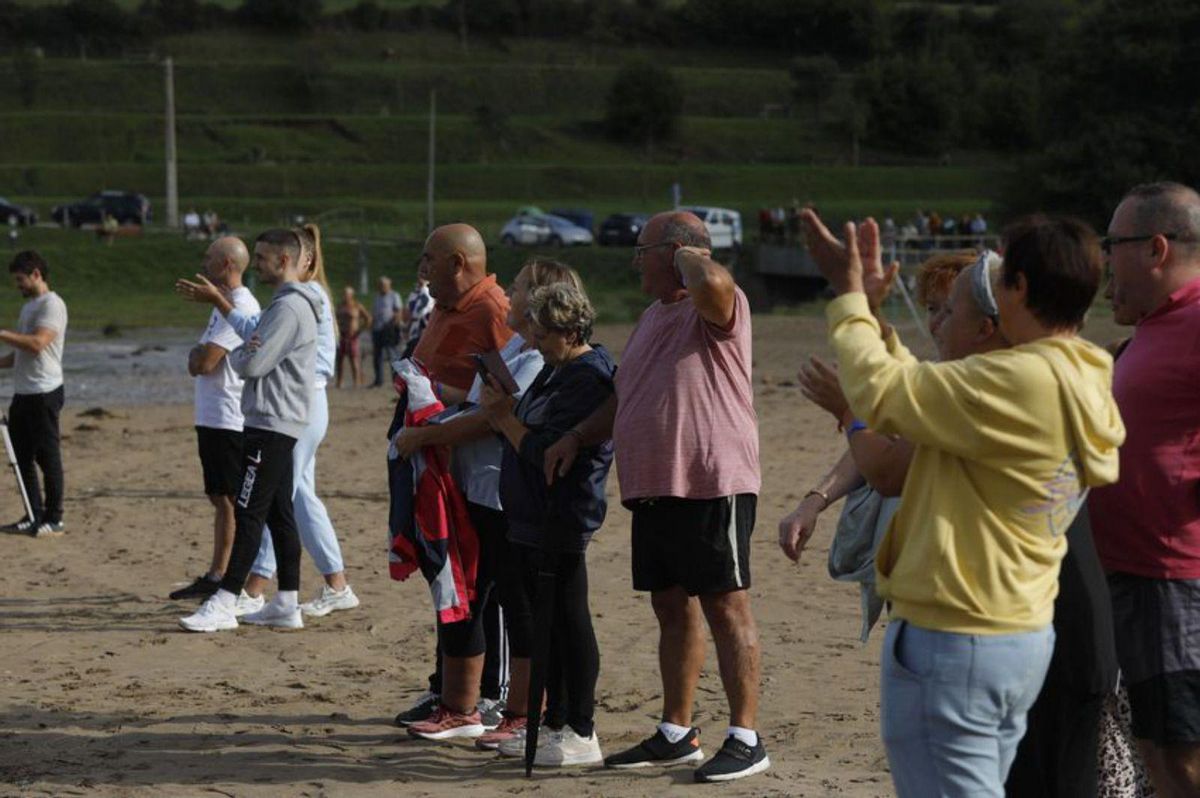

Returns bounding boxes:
[422,223,488,306]
[647,211,711,250]
[203,236,250,287]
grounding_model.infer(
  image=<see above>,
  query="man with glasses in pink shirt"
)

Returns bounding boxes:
[545,210,767,783]
[1090,182,1200,797]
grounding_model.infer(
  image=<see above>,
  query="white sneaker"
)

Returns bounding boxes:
[300,585,360,617]
[534,728,603,767]
[241,600,303,630]
[497,726,530,758]
[234,591,265,617]
[179,595,238,633]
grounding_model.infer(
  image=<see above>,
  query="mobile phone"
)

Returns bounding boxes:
[473,351,520,394]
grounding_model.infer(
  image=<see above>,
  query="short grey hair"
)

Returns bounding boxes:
[1124,182,1200,246]
[661,217,712,249]
[529,282,596,343]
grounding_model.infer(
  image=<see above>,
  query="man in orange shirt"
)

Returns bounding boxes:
[395,223,515,737]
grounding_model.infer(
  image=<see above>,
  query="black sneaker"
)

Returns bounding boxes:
[393,691,440,727]
[0,517,34,534]
[604,727,705,768]
[169,575,221,601]
[693,735,771,783]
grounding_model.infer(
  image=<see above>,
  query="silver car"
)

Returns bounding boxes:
[499,213,593,247]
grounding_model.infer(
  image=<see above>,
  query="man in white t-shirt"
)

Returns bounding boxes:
[0,251,68,538]
[170,237,261,601]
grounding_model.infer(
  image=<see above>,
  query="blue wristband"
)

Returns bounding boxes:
[846,419,868,440]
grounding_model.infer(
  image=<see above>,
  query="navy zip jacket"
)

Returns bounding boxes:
[500,345,616,553]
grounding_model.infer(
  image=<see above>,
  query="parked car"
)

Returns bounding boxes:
[499,213,593,247]
[682,205,743,250]
[52,191,151,227]
[549,208,594,234]
[0,197,36,226]
[598,213,649,247]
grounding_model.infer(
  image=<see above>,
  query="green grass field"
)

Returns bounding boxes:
[0,226,650,330]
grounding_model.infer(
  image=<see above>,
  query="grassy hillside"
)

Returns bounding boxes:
[0,26,1008,327]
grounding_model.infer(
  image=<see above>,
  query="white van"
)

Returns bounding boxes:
[681,206,743,250]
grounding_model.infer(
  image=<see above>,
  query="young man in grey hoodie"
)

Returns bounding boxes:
[181,229,321,633]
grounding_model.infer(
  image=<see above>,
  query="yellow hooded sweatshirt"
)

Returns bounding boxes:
[826,293,1125,634]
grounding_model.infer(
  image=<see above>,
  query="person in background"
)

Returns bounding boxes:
[335,285,371,389]
[371,276,403,388]
[400,274,433,357]
[0,250,68,538]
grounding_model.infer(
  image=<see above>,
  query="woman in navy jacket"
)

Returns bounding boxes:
[481,281,616,767]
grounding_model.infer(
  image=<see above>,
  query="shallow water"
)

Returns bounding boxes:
[0,329,198,407]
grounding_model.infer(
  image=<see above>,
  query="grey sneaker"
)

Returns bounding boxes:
[478,698,504,729]
[394,691,440,727]
[34,521,65,538]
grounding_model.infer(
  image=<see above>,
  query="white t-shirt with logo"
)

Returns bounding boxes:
[14,291,68,396]
[194,286,261,431]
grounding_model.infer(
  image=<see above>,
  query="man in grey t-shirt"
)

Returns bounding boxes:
[371,276,403,387]
[0,250,68,537]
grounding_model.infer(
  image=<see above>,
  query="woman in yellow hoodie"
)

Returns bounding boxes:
[801,210,1125,798]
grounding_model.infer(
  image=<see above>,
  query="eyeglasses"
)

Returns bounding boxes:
[1099,233,1178,255]
[632,241,675,260]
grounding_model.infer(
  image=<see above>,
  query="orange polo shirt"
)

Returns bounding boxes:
[413,274,512,390]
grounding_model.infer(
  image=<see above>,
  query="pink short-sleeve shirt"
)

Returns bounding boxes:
[613,287,760,503]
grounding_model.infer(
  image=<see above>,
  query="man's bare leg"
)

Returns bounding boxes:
[207,494,235,580]
[1139,740,1200,798]
[699,589,760,730]
[442,654,484,714]
[651,586,706,727]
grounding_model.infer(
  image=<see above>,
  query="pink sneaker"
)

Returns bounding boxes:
[407,705,486,740]
[475,713,528,750]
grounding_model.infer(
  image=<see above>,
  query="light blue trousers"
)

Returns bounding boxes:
[880,619,1054,798]
[251,388,345,579]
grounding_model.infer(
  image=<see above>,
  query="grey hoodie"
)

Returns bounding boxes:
[229,281,320,439]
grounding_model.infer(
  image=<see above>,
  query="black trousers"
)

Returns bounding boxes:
[219,427,300,594]
[1005,679,1105,797]
[9,387,64,524]
[371,329,390,387]
[428,503,509,701]
[504,541,599,737]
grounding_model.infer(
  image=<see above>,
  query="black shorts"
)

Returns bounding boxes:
[1109,572,1200,744]
[196,426,243,497]
[631,494,756,596]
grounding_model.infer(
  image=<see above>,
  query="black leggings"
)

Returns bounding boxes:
[503,541,599,737]
[220,428,301,594]
[9,387,64,524]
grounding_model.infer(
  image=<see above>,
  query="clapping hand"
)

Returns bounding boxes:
[856,218,901,312]
[797,355,849,423]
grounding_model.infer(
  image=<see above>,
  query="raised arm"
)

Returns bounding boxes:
[675,247,736,328]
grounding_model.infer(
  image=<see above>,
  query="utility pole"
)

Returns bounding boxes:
[164,57,179,229]
[426,88,436,234]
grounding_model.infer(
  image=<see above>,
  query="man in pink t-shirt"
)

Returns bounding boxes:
[1088,182,1200,796]
[545,211,767,783]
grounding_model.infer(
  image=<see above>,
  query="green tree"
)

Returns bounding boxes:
[603,59,683,152]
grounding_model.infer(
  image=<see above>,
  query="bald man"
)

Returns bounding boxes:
[170,236,262,602]
[395,223,514,737]
[546,211,768,781]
